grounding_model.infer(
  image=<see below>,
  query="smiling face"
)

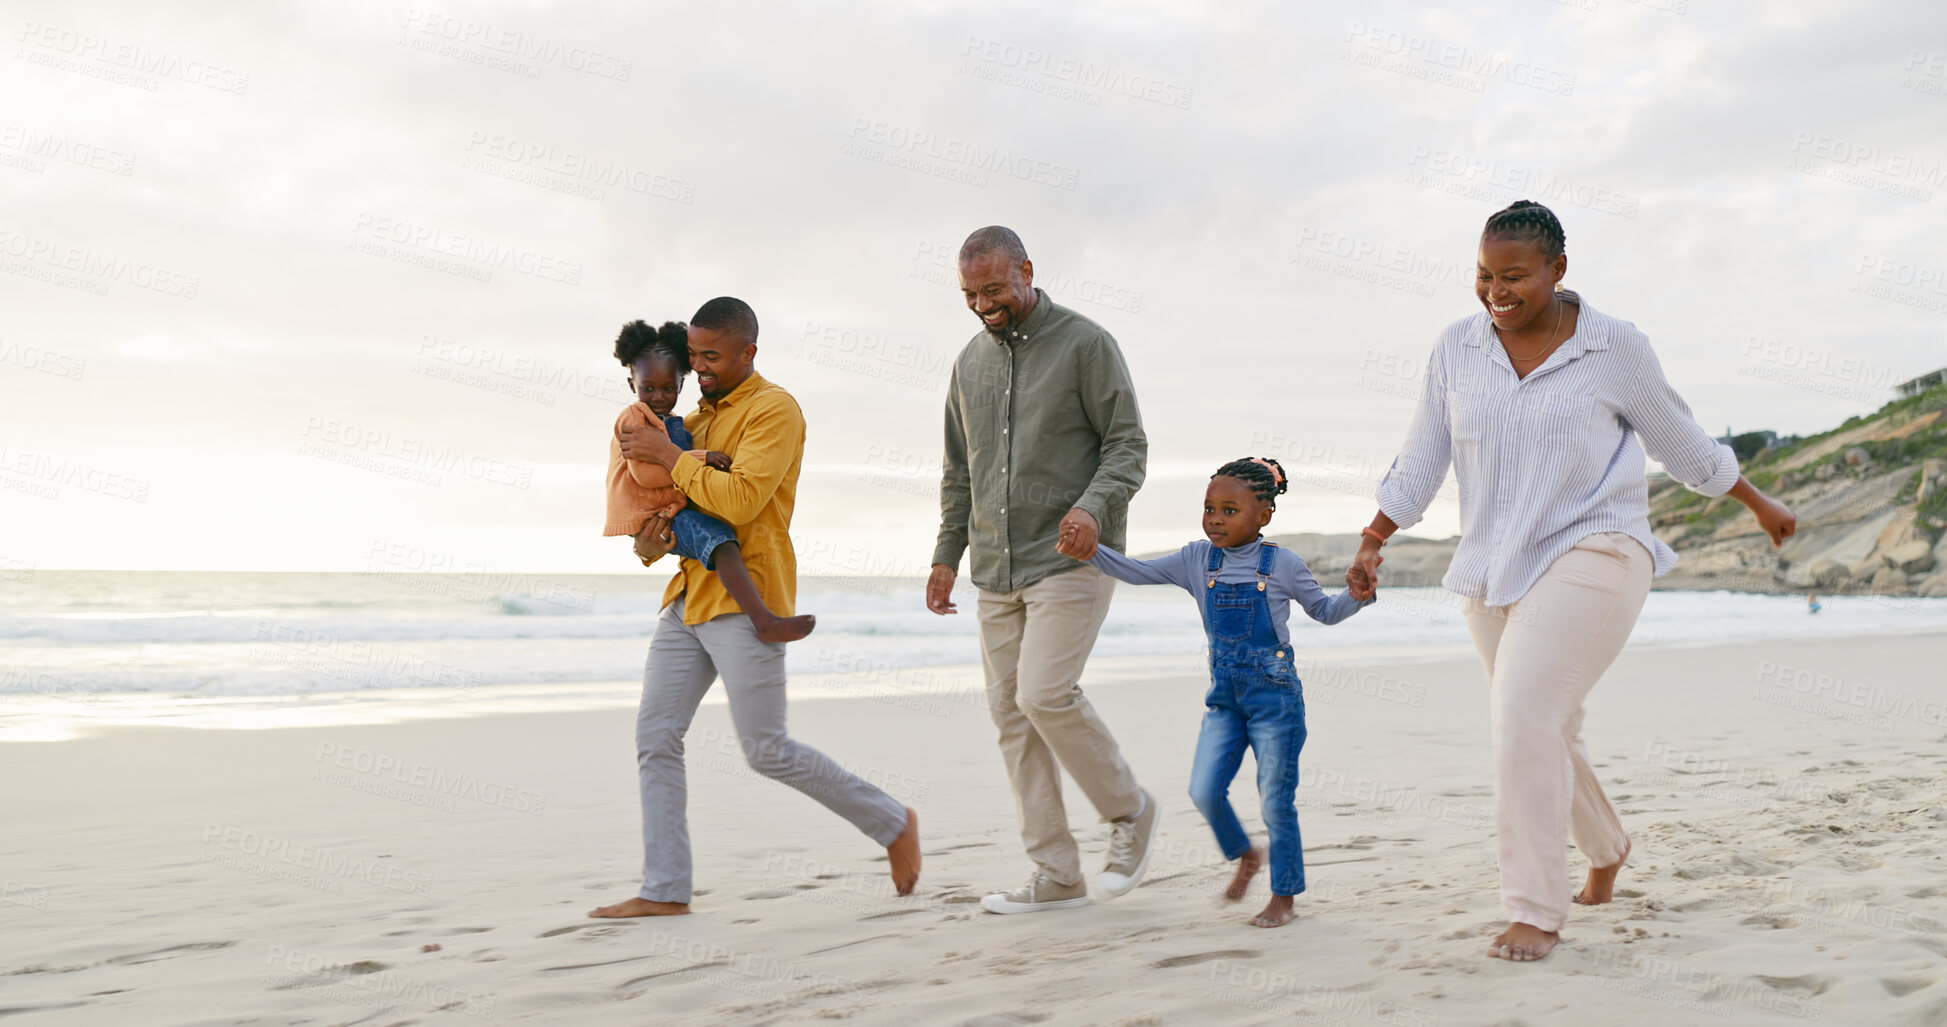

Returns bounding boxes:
[627,350,685,418]
[1203,475,1274,548]
[958,250,1036,336]
[1476,234,1567,334]
[688,324,756,401]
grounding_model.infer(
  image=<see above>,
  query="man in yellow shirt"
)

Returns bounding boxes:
[589,296,922,919]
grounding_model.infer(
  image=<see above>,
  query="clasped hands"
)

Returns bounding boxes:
[616,420,731,472]
[619,424,733,567]
[1345,541,1382,602]
[1053,503,1385,604]
[927,508,1101,617]
[1052,507,1099,561]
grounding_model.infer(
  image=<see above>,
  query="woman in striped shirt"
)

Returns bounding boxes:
[1347,201,1796,963]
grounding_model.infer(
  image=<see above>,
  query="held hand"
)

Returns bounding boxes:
[1346,543,1384,602]
[1755,496,1796,547]
[617,421,656,463]
[925,563,958,615]
[677,449,730,470]
[621,421,684,467]
[633,514,675,566]
[1345,565,1370,601]
[1054,507,1100,561]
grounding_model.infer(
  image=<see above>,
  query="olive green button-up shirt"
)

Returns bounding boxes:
[933,288,1148,593]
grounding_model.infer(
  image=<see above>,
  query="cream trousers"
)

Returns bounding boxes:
[977,565,1144,887]
[1462,531,1651,933]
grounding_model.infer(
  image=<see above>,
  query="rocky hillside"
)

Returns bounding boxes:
[1261,381,1947,597]
[1648,380,1947,596]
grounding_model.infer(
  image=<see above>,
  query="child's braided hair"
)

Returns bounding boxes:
[1482,199,1566,259]
[614,319,690,374]
[1213,457,1288,508]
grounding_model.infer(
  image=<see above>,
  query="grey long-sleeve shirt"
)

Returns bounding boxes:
[1088,538,1371,646]
[934,288,1147,593]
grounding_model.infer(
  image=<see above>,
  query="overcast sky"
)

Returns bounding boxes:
[3,0,1943,575]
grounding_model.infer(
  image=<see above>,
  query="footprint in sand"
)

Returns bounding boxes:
[741,888,797,900]
[538,923,628,938]
[104,941,237,966]
[1751,973,1839,996]
[268,962,388,991]
[268,961,387,991]
[806,934,901,956]
[618,960,731,989]
[383,926,493,938]
[540,955,651,973]
[1150,950,1261,969]
[0,1002,94,1017]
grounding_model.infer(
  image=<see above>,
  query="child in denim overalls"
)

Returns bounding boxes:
[1079,457,1372,927]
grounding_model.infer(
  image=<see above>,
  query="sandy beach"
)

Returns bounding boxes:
[4,630,1945,1026]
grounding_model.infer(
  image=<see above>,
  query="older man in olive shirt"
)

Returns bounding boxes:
[927,226,1157,914]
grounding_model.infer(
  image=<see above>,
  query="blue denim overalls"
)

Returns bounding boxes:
[660,415,738,569]
[1188,540,1308,896]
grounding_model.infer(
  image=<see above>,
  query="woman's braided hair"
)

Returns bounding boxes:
[1482,199,1566,259]
[1213,457,1288,508]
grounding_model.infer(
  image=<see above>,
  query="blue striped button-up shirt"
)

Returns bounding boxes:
[1375,292,1739,607]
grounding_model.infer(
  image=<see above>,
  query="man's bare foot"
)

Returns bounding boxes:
[888,806,921,896]
[1224,847,1263,901]
[1487,922,1558,961]
[1249,894,1295,928]
[1573,838,1630,905]
[587,897,690,918]
[753,614,816,644]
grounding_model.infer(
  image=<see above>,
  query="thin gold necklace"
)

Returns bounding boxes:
[1502,298,1566,364]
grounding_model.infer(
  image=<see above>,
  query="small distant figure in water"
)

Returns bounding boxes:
[1807,594,1822,615]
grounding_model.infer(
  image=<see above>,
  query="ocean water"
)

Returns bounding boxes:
[2,570,1945,735]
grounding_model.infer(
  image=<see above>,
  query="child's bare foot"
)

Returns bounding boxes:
[1249,894,1295,928]
[1573,838,1630,905]
[753,614,816,644]
[1487,922,1558,961]
[1224,847,1263,901]
[888,806,921,896]
[587,897,690,918]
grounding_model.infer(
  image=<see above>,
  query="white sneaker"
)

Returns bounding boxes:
[979,872,1091,914]
[1093,788,1158,899]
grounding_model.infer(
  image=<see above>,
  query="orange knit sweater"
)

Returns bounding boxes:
[603,403,688,536]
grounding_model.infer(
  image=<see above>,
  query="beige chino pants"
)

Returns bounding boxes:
[978,565,1144,887]
[1462,531,1651,934]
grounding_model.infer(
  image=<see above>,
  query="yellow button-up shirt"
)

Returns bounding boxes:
[661,371,802,624]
